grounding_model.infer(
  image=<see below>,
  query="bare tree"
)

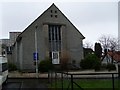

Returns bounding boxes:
[98,35,118,63]
[98,35,118,51]
[109,37,118,51]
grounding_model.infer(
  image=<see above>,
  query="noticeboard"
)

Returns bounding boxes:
[52,52,59,64]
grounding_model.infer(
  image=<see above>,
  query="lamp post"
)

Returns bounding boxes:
[35,24,38,78]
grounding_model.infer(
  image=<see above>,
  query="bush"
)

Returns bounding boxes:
[80,54,101,71]
[38,58,54,72]
[106,63,116,71]
[101,64,107,70]
[8,63,17,71]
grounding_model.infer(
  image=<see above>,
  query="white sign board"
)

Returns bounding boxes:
[52,51,60,64]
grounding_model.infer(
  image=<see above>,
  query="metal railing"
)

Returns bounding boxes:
[48,71,119,90]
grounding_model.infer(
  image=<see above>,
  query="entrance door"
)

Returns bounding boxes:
[52,51,59,64]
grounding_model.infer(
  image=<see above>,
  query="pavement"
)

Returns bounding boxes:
[2,78,49,90]
[8,70,119,78]
[8,71,48,78]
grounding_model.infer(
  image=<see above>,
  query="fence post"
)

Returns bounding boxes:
[71,74,73,90]
[112,74,114,90]
[48,71,50,83]
[55,71,57,89]
[118,64,120,78]
[51,71,53,87]
[61,72,63,90]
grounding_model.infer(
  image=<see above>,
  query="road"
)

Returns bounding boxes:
[2,78,49,90]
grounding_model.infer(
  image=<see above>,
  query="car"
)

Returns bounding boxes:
[0,49,8,89]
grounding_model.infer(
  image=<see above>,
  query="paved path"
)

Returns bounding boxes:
[8,71,48,78]
[2,78,49,90]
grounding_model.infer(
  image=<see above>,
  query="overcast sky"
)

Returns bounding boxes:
[0,0,119,45]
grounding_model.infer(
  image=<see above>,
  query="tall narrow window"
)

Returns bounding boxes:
[48,25,61,52]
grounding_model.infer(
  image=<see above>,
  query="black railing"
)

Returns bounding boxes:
[48,71,119,90]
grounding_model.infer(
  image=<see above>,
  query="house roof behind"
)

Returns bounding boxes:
[108,51,120,62]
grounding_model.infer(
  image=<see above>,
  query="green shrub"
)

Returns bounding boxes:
[80,59,90,69]
[101,64,107,70]
[8,63,17,71]
[38,58,54,72]
[80,54,101,71]
[106,63,116,71]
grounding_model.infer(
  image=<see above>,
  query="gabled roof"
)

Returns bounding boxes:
[17,3,85,40]
[16,3,85,45]
[108,51,120,62]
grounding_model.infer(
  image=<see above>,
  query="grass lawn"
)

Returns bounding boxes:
[49,79,119,90]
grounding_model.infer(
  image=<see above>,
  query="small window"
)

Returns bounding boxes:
[51,10,53,13]
[55,10,57,13]
[51,15,53,17]
[55,15,57,18]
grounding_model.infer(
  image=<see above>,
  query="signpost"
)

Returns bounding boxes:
[34,24,38,78]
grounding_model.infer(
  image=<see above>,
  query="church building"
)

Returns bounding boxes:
[12,3,85,71]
